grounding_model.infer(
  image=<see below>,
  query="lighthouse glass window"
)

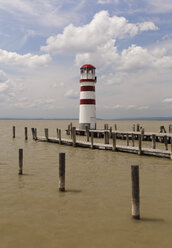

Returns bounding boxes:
[88,68,93,79]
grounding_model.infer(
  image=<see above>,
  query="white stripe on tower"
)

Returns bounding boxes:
[79,64,97,130]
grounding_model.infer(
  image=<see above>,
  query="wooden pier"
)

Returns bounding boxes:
[33,128,172,159]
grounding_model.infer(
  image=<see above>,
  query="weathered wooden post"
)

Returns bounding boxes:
[45,128,48,140]
[86,126,89,142]
[169,125,172,133]
[70,122,73,139]
[91,132,94,149]
[138,134,142,155]
[126,134,129,146]
[59,153,65,192]
[109,126,112,138]
[72,127,76,147]
[133,124,135,132]
[31,128,35,140]
[152,134,156,149]
[34,128,37,140]
[132,133,135,147]
[58,129,61,144]
[171,139,172,159]
[19,149,23,175]
[136,124,140,132]
[25,127,28,140]
[112,133,116,151]
[114,124,117,131]
[131,165,140,220]
[56,128,59,138]
[104,131,109,144]
[13,126,15,138]
[141,128,144,141]
[164,135,168,150]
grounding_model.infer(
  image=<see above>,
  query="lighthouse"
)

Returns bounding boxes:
[79,64,97,130]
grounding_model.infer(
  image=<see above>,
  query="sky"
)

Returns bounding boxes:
[0,0,172,119]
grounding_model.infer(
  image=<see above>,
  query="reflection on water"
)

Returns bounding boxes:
[0,120,172,248]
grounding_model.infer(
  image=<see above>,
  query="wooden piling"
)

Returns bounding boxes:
[131,165,140,220]
[58,129,61,144]
[104,131,109,144]
[152,134,156,149]
[136,124,140,132]
[19,149,23,175]
[56,128,59,138]
[132,133,135,147]
[34,128,37,140]
[112,133,116,151]
[59,153,65,192]
[91,132,94,149]
[138,134,142,155]
[72,127,76,147]
[70,123,73,139]
[45,128,48,140]
[171,139,172,159]
[13,126,15,138]
[31,128,35,140]
[86,126,89,142]
[133,124,135,132]
[25,127,28,140]
[126,134,129,146]
[164,135,168,150]
[114,124,117,131]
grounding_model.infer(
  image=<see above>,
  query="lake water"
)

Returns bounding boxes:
[1,120,172,248]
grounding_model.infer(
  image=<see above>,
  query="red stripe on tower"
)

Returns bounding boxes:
[80,86,95,91]
[80,99,96,105]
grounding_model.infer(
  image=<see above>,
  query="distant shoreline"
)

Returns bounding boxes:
[1,117,172,121]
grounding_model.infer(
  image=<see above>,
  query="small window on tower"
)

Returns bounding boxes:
[88,69,92,74]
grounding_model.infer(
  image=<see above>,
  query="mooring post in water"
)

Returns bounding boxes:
[110,126,112,138]
[86,126,89,142]
[19,149,23,175]
[59,153,65,192]
[31,128,35,140]
[13,126,15,138]
[56,128,59,138]
[34,128,37,140]
[132,133,135,147]
[72,127,76,147]
[44,128,48,140]
[171,139,172,159]
[136,124,140,132]
[58,129,61,144]
[91,132,94,149]
[70,122,73,139]
[138,134,142,155]
[104,131,109,144]
[152,134,156,149]
[25,127,28,140]
[133,124,135,132]
[164,135,168,150]
[112,133,116,151]
[131,165,140,220]
[114,124,117,131]
[126,134,129,146]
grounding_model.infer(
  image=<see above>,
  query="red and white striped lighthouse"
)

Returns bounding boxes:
[79,64,97,129]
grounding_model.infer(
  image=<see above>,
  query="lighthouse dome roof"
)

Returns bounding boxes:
[80,64,96,69]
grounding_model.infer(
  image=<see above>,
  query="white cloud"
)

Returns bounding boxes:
[41,10,157,53]
[0,0,86,28]
[163,98,172,103]
[97,0,119,4]
[64,89,79,99]
[146,0,172,13]
[0,49,51,67]
[0,70,10,93]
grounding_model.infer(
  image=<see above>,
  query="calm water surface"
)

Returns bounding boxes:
[1,120,172,248]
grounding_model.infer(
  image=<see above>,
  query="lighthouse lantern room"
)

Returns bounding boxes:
[79,64,97,130]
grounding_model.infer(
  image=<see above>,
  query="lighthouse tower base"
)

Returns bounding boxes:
[79,123,96,130]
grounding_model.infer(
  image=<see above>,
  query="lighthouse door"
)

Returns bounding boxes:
[90,117,96,129]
